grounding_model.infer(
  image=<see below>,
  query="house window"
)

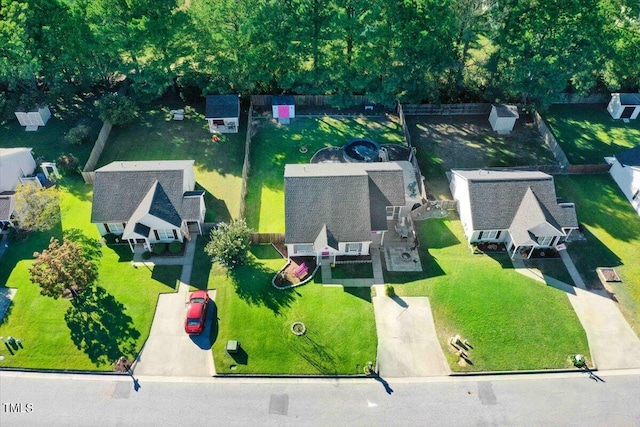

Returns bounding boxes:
[538,236,554,246]
[105,223,125,234]
[294,244,313,253]
[478,230,501,240]
[154,229,176,241]
[346,243,362,253]
[633,189,640,201]
[212,119,225,126]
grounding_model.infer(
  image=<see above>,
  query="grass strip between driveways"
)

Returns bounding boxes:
[386,218,590,372]
[192,239,378,375]
[555,175,640,334]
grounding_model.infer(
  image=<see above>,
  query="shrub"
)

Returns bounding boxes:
[385,285,396,297]
[142,251,152,260]
[65,124,91,145]
[96,93,137,126]
[168,241,183,254]
[204,219,252,268]
[56,154,80,175]
[152,243,167,254]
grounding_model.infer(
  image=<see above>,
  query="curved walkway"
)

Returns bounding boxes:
[513,249,640,370]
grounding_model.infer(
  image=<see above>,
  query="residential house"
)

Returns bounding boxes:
[285,162,418,263]
[605,146,640,216]
[91,161,205,252]
[205,94,240,133]
[449,169,578,259]
[0,147,38,228]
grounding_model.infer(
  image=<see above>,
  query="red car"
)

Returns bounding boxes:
[184,290,209,334]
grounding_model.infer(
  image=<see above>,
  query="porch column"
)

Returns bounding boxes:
[128,239,135,252]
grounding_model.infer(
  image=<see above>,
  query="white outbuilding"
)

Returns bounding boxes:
[272,95,295,125]
[607,93,640,120]
[488,104,519,134]
[205,95,240,133]
[15,106,51,131]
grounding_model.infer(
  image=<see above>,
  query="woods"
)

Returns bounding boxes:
[1,0,638,116]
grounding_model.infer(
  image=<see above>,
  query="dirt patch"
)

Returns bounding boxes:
[408,114,558,172]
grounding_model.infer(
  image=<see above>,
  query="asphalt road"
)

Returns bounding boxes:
[1,371,640,426]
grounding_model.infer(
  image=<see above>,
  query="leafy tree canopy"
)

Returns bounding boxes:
[204,219,252,268]
[13,183,60,232]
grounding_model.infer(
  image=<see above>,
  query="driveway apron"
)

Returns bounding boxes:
[133,240,216,376]
[373,285,450,377]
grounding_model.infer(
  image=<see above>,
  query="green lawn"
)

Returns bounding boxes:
[192,240,377,375]
[555,175,640,334]
[331,263,374,279]
[0,176,181,370]
[95,102,245,222]
[0,117,97,167]
[544,104,640,164]
[246,116,405,232]
[386,218,590,372]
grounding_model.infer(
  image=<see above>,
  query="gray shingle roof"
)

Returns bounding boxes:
[619,93,640,105]
[91,161,197,224]
[452,169,578,235]
[285,163,406,244]
[493,104,519,118]
[205,95,240,119]
[0,196,14,221]
[614,145,640,167]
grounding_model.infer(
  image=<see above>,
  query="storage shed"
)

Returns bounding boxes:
[15,106,51,131]
[205,95,240,133]
[272,95,295,125]
[489,104,519,134]
[607,93,640,120]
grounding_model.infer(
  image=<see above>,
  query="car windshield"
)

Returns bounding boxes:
[190,297,205,304]
[187,319,200,326]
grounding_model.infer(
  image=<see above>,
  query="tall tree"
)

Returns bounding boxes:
[29,237,99,299]
[13,183,60,232]
[205,219,251,268]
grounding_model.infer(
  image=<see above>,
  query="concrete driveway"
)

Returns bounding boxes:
[373,286,450,377]
[133,289,217,377]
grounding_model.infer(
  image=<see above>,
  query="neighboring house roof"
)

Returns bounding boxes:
[0,194,15,222]
[285,162,406,245]
[91,161,200,225]
[618,93,640,105]
[614,145,640,167]
[452,169,578,239]
[0,147,36,192]
[272,95,295,106]
[205,95,240,119]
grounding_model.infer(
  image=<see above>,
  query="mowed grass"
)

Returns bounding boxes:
[246,116,405,232]
[385,218,589,372]
[193,241,377,375]
[544,104,640,164]
[555,175,640,334]
[96,103,245,222]
[0,116,97,166]
[0,177,181,370]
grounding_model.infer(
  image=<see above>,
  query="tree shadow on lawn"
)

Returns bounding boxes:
[63,228,102,262]
[58,175,93,202]
[151,266,180,289]
[383,250,445,284]
[195,183,232,223]
[567,228,622,290]
[229,260,295,315]
[288,329,339,375]
[65,286,140,366]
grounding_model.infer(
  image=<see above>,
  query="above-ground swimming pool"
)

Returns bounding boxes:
[342,138,381,162]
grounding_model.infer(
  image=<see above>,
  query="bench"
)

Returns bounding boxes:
[293,263,309,279]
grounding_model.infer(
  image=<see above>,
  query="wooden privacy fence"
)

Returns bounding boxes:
[396,102,412,147]
[81,121,112,184]
[531,110,570,169]
[401,103,492,116]
[567,164,611,174]
[250,233,285,244]
[251,94,375,107]
[238,104,255,218]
